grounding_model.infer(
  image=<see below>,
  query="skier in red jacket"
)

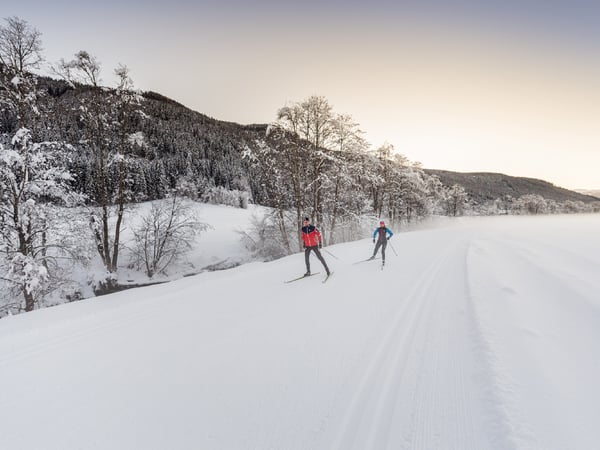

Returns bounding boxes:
[301,217,330,276]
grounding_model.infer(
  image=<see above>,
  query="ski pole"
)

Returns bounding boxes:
[323,248,339,259]
[388,240,398,256]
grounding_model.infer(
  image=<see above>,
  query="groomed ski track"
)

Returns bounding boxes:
[1,215,599,449]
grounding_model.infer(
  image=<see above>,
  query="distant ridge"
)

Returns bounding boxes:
[575,189,600,198]
[424,169,599,204]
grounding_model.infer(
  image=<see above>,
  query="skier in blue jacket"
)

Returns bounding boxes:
[369,221,393,264]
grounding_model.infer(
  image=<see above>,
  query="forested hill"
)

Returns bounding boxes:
[24,76,271,202]
[424,169,599,204]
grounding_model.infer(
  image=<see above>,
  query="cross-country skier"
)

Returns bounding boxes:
[369,220,393,264]
[301,217,330,277]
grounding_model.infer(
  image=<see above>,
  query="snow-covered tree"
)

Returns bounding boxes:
[0,129,78,311]
[131,197,204,278]
[516,194,547,215]
[560,200,585,214]
[391,166,433,223]
[322,113,369,244]
[0,16,43,131]
[54,50,101,87]
[0,17,84,313]
[79,63,142,280]
[330,113,368,154]
[244,129,300,253]
[494,194,514,215]
[321,155,368,244]
[442,184,468,216]
[277,96,334,228]
[425,174,446,215]
[370,142,395,218]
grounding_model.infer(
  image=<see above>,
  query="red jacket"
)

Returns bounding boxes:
[302,225,322,247]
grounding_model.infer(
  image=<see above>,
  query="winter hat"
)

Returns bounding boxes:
[380,221,385,226]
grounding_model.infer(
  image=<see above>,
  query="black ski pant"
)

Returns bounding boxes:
[305,246,330,274]
[373,239,387,261]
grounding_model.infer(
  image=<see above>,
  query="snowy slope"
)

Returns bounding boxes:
[1,214,599,450]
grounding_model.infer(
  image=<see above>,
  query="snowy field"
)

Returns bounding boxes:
[1,212,599,450]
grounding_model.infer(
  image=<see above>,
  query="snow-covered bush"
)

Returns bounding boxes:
[201,186,249,209]
[239,212,297,261]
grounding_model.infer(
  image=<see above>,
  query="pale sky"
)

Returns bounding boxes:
[4,0,600,189]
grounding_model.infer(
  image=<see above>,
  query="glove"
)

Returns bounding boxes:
[372,239,375,244]
[303,244,307,249]
[386,237,389,241]
[318,242,322,249]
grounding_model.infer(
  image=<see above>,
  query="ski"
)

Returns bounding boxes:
[322,272,333,283]
[352,257,379,265]
[284,272,320,283]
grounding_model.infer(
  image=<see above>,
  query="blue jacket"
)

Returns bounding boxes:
[373,226,393,242]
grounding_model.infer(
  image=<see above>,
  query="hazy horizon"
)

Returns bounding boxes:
[5,0,600,190]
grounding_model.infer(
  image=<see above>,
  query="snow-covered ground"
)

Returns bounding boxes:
[1,212,599,450]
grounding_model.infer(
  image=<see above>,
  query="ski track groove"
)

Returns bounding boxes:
[400,238,476,450]
[408,278,445,450]
[332,238,465,450]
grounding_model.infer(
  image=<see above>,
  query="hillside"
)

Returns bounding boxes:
[1,213,599,449]
[425,169,599,204]
[32,78,267,200]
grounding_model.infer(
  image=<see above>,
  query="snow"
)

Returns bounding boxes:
[1,211,599,449]
[11,127,31,147]
[127,131,147,147]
